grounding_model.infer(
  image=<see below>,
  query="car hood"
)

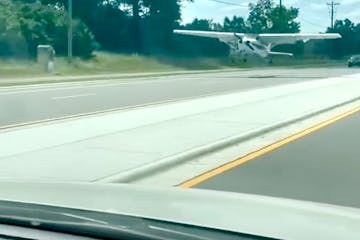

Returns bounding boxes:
[0,181,359,240]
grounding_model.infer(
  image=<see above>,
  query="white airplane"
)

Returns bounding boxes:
[174,30,341,63]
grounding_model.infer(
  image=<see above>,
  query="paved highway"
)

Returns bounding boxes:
[1,67,359,128]
[195,108,360,208]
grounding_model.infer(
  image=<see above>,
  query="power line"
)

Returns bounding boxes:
[298,16,328,29]
[327,1,340,30]
[206,0,248,7]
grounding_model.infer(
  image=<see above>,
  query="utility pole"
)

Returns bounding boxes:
[279,0,283,14]
[327,1,340,30]
[68,0,73,61]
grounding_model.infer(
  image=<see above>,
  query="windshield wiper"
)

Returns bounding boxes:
[0,206,161,240]
[0,200,270,240]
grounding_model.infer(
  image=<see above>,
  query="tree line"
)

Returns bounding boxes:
[326,19,360,57]
[0,0,358,60]
[0,0,98,58]
[0,0,190,58]
[182,0,300,34]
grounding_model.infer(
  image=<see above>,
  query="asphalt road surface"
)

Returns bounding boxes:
[197,109,360,209]
[1,67,359,128]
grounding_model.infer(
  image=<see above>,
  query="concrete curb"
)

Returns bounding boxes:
[96,95,360,183]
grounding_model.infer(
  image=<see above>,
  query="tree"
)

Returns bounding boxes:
[41,0,135,52]
[184,18,214,31]
[247,0,300,33]
[0,0,98,58]
[325,19,360,57]
[247,0,273,33]
[141,0,183,52]
[85,3,131,52]
[223,16,247,33]
[121,0,141,52]
[182,18,223,32]
[212,23,223,32]
[40,0,190,53]
[0,0,27,57]
[40,0,100,26]
[2,0,195,57]
[267,6,300,33]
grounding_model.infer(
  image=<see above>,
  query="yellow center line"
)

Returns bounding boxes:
[178,105,360,188]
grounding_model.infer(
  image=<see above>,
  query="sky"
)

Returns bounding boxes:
[181,0,360,33]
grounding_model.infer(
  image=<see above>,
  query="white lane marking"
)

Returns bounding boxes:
[0,89,242,130]
[0,77,184,96]
[0,70,238,92]
[0,71,237,95]
[0,69,262,95]
[52,93,96,100]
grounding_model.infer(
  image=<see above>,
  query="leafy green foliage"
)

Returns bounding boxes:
[0,0,97,58]
[247,0,300,33]
[0,0,27,57]
[71,19,99,57]
[182,0,300,34]
[183,18,215,31]
[325,19,360,57]
[223,16,247,33]
[141,0,183,53]
[267,6,300,33]
[247,0,274,33]
[40,0,187,54]
[19,2,65,56]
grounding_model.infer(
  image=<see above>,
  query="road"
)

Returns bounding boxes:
[196,108,360,209]
[0,67,359,128]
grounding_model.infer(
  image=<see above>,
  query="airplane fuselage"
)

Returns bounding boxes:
[228,37,270,62]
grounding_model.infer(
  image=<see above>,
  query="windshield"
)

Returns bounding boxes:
[1,0,360,239]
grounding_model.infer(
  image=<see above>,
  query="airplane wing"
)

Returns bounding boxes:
[174,30,341,46]
[174,30,245,44]
[257,33,342,47]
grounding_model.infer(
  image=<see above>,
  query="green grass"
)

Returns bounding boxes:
[54,52,185,75]
[0,52,237,81]
[0,52,239,86]
[0,59,44,78]
[0,52,188,79]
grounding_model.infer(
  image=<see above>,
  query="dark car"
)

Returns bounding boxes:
[348,55,360,67]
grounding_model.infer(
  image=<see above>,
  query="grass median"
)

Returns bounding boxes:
[0,52,234,86]
[0,52,347,87]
